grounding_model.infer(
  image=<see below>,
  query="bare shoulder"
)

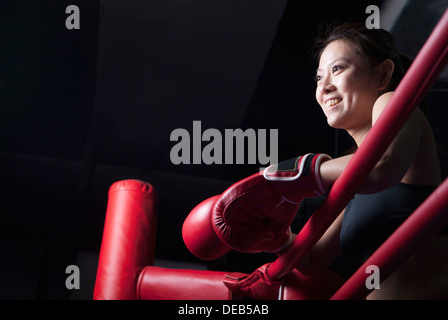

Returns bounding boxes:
[372,91,428,129]
[372,91,394,124]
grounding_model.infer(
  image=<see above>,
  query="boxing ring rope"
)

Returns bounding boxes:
[267,6,448,294]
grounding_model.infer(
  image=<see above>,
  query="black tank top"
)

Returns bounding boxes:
[340,182,445,268]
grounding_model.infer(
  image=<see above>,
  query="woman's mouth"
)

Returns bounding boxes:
[325,98,342,109]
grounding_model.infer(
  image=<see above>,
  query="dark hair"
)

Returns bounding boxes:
[313,22,408,91]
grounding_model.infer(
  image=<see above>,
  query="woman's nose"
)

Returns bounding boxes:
[318,77,335,95]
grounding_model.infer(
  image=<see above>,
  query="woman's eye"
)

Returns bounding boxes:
[332,65,344,73]
[314,75,322,82]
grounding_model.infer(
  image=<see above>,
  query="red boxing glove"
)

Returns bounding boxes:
[213,153,331,253]
[182,196,231,261]
[223,263,281,300]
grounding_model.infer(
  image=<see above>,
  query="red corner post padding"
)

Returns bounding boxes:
[94,179,158,300]
[137,267,235,300]
[136,265,345,300]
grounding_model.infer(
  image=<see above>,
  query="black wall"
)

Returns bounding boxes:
[2,0,447,300]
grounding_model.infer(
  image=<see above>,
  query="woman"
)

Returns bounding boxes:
[295,22,448,299]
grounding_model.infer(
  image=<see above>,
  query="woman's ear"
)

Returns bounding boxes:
[376,59,395,92]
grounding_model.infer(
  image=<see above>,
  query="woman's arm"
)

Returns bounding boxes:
[295,209,345,274]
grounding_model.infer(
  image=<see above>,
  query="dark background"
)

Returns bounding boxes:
[1,0,447,299]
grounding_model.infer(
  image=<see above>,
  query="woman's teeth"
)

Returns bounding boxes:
[326,98,342,107]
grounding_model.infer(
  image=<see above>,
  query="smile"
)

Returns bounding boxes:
[325,98,342,108]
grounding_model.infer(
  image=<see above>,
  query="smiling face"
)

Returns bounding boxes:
[315,40,383,137]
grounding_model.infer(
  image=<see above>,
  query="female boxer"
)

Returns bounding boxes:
[183,22,448,299]
[296,22,448,299]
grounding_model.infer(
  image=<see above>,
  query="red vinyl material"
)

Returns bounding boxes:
[92,179,347,300]
[137,266,233,300]
[94,179,158,300]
